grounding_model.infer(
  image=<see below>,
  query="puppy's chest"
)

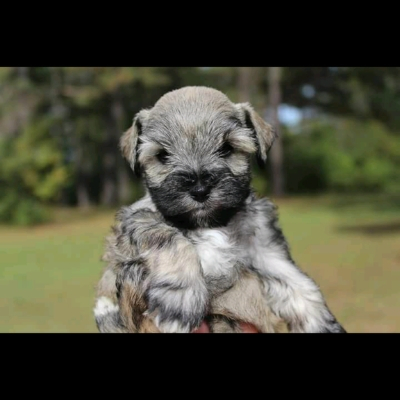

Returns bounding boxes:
[188,228,247,293]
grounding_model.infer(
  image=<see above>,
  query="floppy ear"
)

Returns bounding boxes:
[120,109,150,176]
[235,102,277,166]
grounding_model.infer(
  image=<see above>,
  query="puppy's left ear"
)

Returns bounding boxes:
[120,109,150,177]
[235,102,277,166]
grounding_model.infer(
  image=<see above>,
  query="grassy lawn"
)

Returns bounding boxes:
[1,194,399,333]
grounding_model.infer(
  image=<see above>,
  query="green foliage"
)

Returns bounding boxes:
[284,118,400,194]
[0,191,48,226]
[0,116,69,225]
[284,124,331,193]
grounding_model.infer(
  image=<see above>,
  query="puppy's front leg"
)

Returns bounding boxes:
[255,254,345,333]
[122,208,209,333]
[249,201,346,333]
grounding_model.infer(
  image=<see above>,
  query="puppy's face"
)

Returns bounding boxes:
[121,87,275,229]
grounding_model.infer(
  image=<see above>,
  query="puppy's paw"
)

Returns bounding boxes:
[153,316,191,334]
[290,315,347,333]
[319,322,347,333]
[145,281,209,333]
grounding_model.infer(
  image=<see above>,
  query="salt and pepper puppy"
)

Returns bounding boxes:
[94,86,346,333]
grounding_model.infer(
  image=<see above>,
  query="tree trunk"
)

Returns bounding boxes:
[237,67,252,102]
[100,138,118,207]
[100,100,119,207]
[16,67,29,81]
[77,177,91,208]
[110,92,132,204]
[76,146,92,208]
[268,67,284,197]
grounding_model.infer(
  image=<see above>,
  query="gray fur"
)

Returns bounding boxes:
[94,86,346,333]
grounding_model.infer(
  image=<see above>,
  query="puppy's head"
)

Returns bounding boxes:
[121,86,275,229]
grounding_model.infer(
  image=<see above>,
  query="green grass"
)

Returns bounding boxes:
[1,195,400,333]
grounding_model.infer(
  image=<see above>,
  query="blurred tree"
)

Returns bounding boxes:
[284,116,400,194]
[282,67,400,134]
[268,67,284,197]
[0,67,69,224]
[2,66,400,226]
[61,67,173,207]
[237,67,252,102]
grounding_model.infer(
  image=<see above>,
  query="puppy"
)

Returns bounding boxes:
[94,86,346,333]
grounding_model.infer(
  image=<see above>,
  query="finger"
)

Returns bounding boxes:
[192,321,210,333]
[239,322,259,333]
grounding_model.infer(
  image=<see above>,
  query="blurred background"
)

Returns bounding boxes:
[1,67,399,332]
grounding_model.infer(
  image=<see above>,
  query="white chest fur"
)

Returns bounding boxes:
[189,228,244,292]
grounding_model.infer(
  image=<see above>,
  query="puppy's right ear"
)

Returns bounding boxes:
[235,102,276,168]
[120,109,150,177]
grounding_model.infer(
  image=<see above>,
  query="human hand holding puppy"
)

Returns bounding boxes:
[193,321,258,333]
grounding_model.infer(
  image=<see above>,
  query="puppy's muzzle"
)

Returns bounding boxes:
[190,184,211,202]
[183,171,215,203]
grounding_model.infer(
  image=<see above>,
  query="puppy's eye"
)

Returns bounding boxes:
[156,149,169,164]
[217,142,234,158]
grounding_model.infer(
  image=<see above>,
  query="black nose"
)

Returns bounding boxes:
[189,184,211,202]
